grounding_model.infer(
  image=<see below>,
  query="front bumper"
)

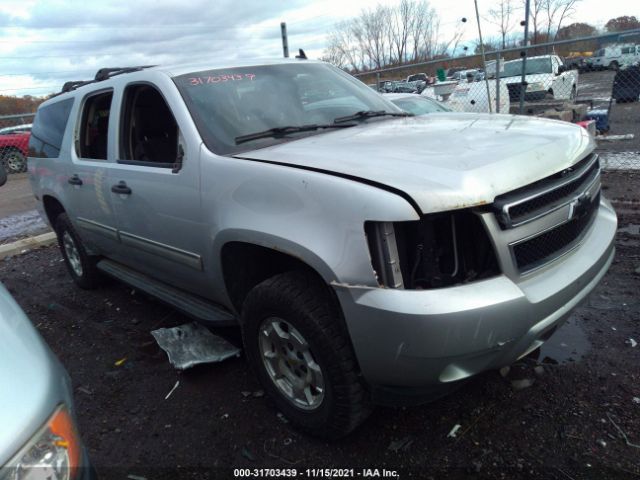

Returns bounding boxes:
[334,198,616,399]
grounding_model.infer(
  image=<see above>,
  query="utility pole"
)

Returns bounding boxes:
[518,0,531,114]
[281,22,289,58]
[474,0,492,113]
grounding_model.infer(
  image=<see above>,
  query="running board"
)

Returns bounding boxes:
[97,259,236,326]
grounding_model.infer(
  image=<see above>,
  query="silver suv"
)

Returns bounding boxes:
[28,59,616,438]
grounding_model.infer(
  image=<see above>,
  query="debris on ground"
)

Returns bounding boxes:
[597,439,607,448]
[114,357,127,366]
[447,424,461,438]
[633,397,640,404]
[276,413,289,424]
[597,134,635,142]
[533,366,545,377]
[511,379,535,391]
[499,366,510,377]
[626,338,637,348]
[164,380,180,400]
[241,447,256,461]
[126,475,147,480]
[77,386,93,395]
[607,413,640,449]
[387,436,413,452]
[151,322,241,370]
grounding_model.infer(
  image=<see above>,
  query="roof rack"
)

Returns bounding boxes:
[56,65,156,95]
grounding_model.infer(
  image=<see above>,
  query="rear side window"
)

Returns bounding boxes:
[78,91,113,160]
[28,98,74,158]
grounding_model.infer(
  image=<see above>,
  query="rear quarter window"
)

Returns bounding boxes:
[29,98,74,158]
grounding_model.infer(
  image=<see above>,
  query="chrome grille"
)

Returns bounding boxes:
[494,154,599,229]
[481,153,602,277]
[511,191,600,272]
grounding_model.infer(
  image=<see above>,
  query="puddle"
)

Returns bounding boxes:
[537,316,591,364]
[0,209,48,243]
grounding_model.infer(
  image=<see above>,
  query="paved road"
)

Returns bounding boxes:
[0,173,36,217]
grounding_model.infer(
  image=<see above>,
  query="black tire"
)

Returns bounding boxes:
[610,61,619,71]
[1,148,27,174]
[55,213,102,289]
[241,271,371,438]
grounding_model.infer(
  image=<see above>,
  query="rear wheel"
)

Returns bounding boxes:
[1,148,27,173]
[55,213,102,289]
[241,271,371,438]
[609,61,619,71]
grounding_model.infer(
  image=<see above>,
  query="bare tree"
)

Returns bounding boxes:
[544,0,581,41]
[320,0,459,71]
[486,0,517,49]
[390,0,415,63]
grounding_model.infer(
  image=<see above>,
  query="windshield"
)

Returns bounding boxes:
[500,57,552,78]
[174,63,399,155]
[390,97,449,115]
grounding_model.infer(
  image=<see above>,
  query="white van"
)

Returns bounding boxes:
[590,44,640,70]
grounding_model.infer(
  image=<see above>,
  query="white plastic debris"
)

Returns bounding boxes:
[633,397,640,404]
[597,439,607,448]
[447,424,462,438]
[511,378,535,391]
[626,338,637,348]
[597,134,634,142]
[151,322,241,370]
[164,380,180,400]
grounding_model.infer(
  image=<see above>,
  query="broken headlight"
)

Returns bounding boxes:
[366,210,500,289]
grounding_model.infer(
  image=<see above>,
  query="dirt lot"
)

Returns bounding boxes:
[1,171,639,480]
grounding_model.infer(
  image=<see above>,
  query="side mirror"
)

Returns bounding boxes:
[557,65,567,74]
[0,163,6,187]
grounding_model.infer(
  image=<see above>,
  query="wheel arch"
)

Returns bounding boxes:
[220,240,337,315]
[42,195,66,228]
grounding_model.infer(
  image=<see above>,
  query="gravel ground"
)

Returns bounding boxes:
[1,173,639,480]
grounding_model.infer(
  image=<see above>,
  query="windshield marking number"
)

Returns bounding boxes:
[188,73,255,86]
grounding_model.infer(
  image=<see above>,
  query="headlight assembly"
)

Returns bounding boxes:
[0,405,81,480]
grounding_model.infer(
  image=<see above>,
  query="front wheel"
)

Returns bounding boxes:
[241,271,371,438]
[1,148,27,173]
[609,61,619,71]
[55,213,102,289]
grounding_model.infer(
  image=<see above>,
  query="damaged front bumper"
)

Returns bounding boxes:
[333,199,616,404]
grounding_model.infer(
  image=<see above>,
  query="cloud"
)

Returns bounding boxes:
[0,0,311,96]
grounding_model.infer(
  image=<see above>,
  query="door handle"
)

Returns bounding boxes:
[68,174,83,186]
[111,181,132,195]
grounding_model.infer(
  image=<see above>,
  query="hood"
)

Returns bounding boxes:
[501,74,552,87]
[234,113,594,214]
[0,283,67,465]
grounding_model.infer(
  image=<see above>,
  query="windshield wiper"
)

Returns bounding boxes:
[333,110,413,124]
[235,123,356,145]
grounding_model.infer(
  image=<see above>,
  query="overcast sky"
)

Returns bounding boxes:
[0,0,636,97]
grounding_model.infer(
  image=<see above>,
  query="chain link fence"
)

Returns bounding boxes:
[355,29,640,172]
[0,113,34,174]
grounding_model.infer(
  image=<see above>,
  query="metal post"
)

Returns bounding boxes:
[495,52,501,113]
[281,22,289,58]
[474,0,492,113]
[518,0,531,114]
[376,72,381,92]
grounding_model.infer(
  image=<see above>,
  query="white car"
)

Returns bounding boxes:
[499,55,578,101]
[421,79,510,113]
[383,93,450,115]
[590,44,640,71]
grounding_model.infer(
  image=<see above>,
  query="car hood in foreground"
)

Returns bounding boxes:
[0,283,69,465]
[234,113,594,214]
